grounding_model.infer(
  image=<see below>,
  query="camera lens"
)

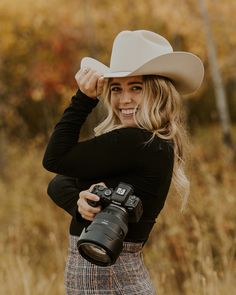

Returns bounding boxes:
[77,205,128,266]
[79,243,111,265]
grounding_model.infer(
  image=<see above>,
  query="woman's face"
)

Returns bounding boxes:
[109,76,143,127]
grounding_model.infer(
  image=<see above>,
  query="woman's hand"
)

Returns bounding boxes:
[75,67,105,99]
[77,183,106,221]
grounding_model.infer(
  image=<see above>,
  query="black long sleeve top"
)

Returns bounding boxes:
[43,90,174,243]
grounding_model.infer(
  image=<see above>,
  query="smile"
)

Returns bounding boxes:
[120,108,138,115]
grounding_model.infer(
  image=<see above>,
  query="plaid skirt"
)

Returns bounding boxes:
[65,235,157,295]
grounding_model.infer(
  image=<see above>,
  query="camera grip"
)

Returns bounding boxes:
[87,199,99,207]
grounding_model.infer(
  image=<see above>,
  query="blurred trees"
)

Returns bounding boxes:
[0,0,236,140]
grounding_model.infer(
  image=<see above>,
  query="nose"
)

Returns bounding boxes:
[120,91,132,104]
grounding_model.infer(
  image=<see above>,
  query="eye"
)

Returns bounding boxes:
[131,86,142,91]
[110,86,122,93]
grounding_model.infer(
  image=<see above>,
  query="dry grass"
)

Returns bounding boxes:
[0,125,235,295]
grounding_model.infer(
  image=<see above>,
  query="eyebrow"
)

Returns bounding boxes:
[110,81,143,87]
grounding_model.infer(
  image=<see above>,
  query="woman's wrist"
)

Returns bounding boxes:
[76,89,99,102]
[73,89,99,110]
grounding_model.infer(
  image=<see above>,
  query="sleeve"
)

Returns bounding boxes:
[42,91,147,179]
[47,174,84,221]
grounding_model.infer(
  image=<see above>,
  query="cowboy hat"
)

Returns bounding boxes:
[81,30,204,95]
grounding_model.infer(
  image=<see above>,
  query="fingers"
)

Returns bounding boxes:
[88,182,106,192]
[77,194,101,221]
[75,67,104,98]
[78,191,100,212]
[78,207,100,221]
[77,182,106,221]
[97,76,105,96]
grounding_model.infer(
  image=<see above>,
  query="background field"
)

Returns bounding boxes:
[0,126,235,295]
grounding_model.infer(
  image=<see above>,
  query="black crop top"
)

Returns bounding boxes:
[43,90,174,243]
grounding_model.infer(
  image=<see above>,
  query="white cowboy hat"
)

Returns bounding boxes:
[81,30,204,95]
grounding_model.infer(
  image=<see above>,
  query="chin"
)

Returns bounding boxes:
[121,121,136,127]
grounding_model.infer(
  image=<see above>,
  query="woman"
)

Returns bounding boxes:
[43,30,204,294]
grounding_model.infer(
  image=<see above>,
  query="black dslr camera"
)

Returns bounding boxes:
[77,182,143,266]
[88,182,143,222]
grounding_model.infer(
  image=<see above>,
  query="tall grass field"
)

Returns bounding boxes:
[0,125,235,295]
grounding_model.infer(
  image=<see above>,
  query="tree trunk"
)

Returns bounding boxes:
[198,0,235,150]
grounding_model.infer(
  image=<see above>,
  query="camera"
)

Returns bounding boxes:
[77,182,143,266]
[88,182,143,223]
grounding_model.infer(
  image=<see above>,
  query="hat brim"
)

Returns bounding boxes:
[81,52,204,95]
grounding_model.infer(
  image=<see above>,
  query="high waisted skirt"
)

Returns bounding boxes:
[65,235,157,295]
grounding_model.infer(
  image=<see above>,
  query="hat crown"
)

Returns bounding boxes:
[110,30,173,72]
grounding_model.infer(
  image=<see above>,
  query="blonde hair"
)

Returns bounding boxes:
[95,76,190,209]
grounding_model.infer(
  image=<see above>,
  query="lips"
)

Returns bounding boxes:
[117,108,139,126]
[120,108,136,115]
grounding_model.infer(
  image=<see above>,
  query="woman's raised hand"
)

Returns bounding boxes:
[77,183,106,221]
[75,67,105,99]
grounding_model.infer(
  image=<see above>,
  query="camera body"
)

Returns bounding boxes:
[89,182,143,223]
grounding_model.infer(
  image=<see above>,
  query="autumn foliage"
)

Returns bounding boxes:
[0,0,236,139]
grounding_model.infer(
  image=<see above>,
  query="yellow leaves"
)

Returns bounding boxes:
[149,0,236,81]
[31,88,44,102]
[0,27,15,53]
[0,0,235,137]
[1,0,234,72]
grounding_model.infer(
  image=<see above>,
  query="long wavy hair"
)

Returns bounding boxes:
[94,75,190,209]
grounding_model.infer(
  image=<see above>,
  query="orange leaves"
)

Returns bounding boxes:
[0,0,236,138]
